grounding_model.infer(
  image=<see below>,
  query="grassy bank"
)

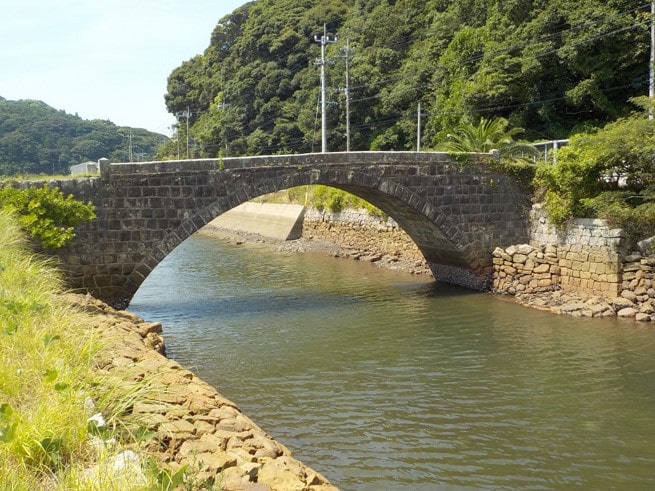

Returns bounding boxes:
[0,211,160,490]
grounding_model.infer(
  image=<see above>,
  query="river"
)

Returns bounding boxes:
[129,233,655,490]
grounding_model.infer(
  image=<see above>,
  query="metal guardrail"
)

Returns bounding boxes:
[530,139,569,164]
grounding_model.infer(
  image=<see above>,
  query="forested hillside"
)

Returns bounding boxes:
[0,97,169,176]
[161,0,650,157]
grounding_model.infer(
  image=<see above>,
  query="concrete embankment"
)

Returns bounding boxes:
[75,293,337,490]
[210,202,305,241]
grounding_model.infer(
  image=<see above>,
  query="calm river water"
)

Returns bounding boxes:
[129,233,655,490]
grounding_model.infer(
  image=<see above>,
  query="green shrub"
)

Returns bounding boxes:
[0,186,96,250]
[581,190,655,241]
[0,211,160,489]
[535,107,655,240]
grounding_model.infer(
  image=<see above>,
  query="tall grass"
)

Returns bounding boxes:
[0,211,159,490]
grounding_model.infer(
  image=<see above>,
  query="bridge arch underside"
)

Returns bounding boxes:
[112,165,513,306]
[333,182,488,288]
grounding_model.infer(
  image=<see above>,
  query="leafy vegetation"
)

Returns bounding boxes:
[0,97,169,176]
[0,211,162,489]
[161,0,649,157]
[263,185,386,216]
[445,116,537,159]
[535,100,655,240]
[0,186,96,250]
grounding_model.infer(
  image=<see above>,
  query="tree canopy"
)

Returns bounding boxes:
[161,0,650,157]
[0,98,169,176]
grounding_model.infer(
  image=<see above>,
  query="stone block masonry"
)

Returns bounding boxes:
[493,204,655,321]
[493,204,624,297]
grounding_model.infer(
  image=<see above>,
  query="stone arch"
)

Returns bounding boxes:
[117,165,484,304]
[117,175,288,303]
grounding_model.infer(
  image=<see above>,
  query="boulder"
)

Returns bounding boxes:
[617,307,638,318]
[611,297,636,309]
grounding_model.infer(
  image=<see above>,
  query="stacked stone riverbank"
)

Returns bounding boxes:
[494,205,655,321]
[72,293,337,491]
[203,207,432,277]
[491,243,655,321]
[298,208,431,275]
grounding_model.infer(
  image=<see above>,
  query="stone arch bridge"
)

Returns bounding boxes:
[41,152,529,307]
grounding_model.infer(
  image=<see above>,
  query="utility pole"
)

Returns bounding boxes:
[340,39,353,152]
[314,24,337,153]
[176,107,191,158]
[185,106,190,158]
[650,0,654,119]
[417,103,427,152]
[127,132,134,162]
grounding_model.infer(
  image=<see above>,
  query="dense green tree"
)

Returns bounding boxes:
[0,97,169,176]
[432,0,649,141]
[159,0,650,158]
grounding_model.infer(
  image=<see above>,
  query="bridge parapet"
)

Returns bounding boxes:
[103,151,494,176]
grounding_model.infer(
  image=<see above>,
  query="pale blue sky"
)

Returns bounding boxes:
[1,0,247,135]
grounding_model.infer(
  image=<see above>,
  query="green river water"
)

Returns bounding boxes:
[129,233,655,490]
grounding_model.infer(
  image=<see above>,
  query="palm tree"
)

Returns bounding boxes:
[445,116,537,159]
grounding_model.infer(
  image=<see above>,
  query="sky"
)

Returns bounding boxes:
[1,0,248,136]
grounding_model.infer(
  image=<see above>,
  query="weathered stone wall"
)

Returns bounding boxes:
[492,204,655,321]
[617,249,655,320]
[302,208,431,275]
[493,204,625,297]
[530,203,625,295]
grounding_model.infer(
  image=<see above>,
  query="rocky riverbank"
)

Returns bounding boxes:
[72,292,337,490]
[199,204,655,323]
[201,207,432,277]
[492,243,655,322]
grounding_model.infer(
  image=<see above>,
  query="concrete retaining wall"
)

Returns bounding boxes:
[208,202,305,241]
